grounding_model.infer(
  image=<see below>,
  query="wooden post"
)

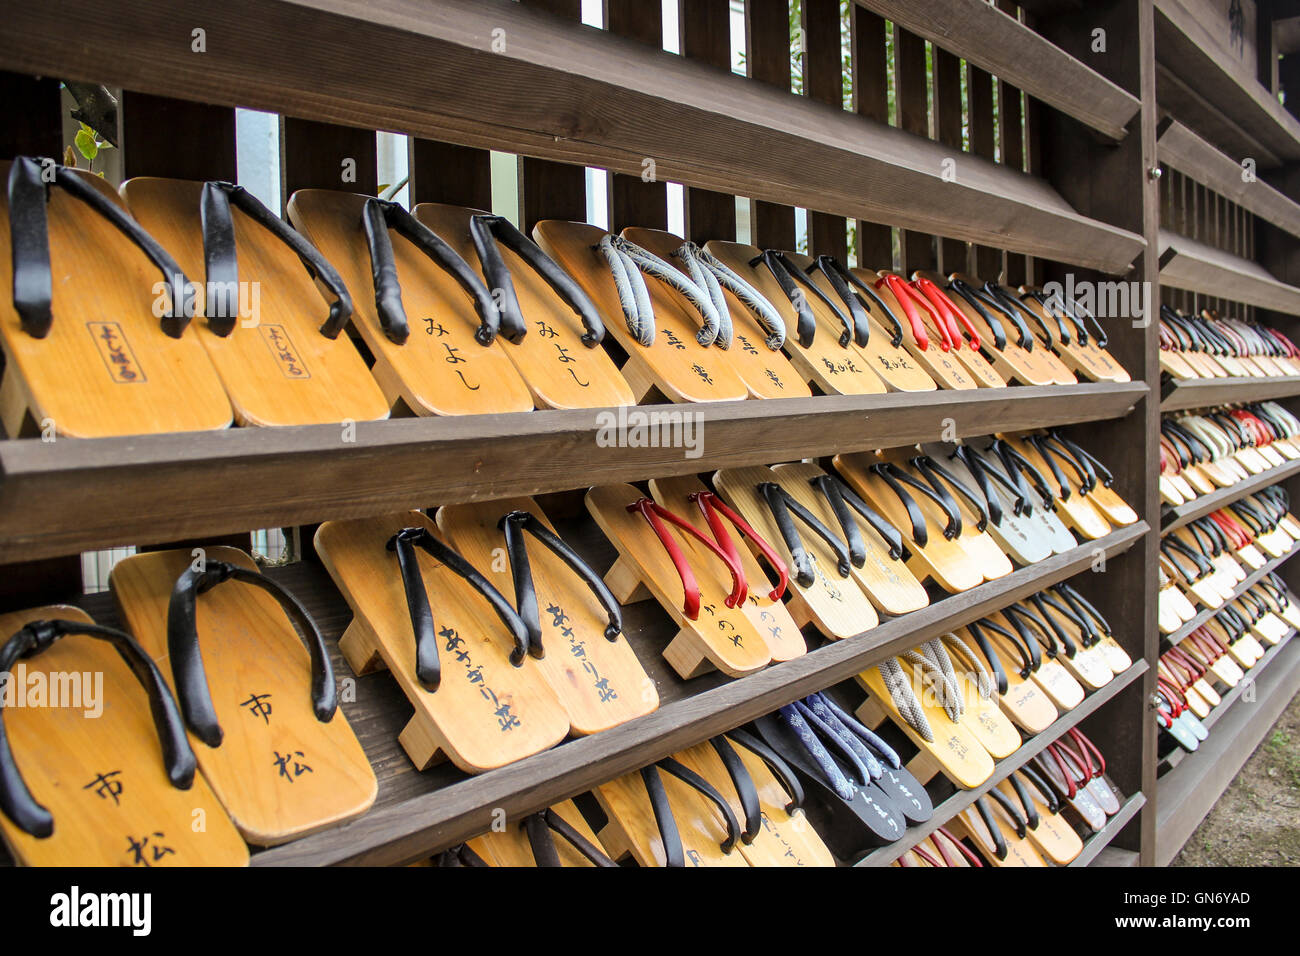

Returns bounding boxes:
[850,6,894,269]
[894,25,935,273]
[120,91,236,181]
[605,0,668,231]
[408,140,492,210]
[933,47,967,275]
[746,0,797,251]
[968,62,1003,279]
[680,0,736,243]
[803,0,847,262]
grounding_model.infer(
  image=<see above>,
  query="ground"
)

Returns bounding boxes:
[1172,693,1300,866]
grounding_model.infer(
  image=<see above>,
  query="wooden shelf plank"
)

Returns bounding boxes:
[1155,0,1300,166]
[1070,792,1147,867]
[855,660,1148,867]
[1160,374,1300,411]
[1089,846,1140,867]
[1161,456,1300,533]
[245,523,1145,866]
[1159,229,1300,316]
[1164,544,1300,644]
[1157,119,1300,239]
[1154,633,1300,865]
[0,0,1144,273]
[854,0,1140,140]
[0,382,1145,564]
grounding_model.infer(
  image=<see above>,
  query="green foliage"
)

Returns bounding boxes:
[71,121,113,175]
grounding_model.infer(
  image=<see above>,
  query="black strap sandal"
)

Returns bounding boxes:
[387,526,531,691]
[522,807,618,867]
[642,757,742,866]
[747,249,841,348]
[911,454,993,531]
[870,462,963,544]
[757,481,854,585]
[804,255,879,347]
[9,155,195,339]
[807,473,906,561]
[0,619,195,837]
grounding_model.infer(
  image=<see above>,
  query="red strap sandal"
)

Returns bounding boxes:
[627,497,747,620]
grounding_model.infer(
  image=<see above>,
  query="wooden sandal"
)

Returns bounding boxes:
[833,452,986,592]
[702,241,909,395]
[586,483,773,679]
[996,767,1084,864]
[712,461,928,632]
[956,618,1058,733]
[535,222,749,403]
[1044,582,1133,674]
[998,434,1114,540]
[887,271,1009,388]
[286,189,535,416]
[435,496,659,733]
[948,795,1049,867]
[453,801,615,867]
[1018,285,1131,382]
[314,512,569,771]
[979,608,1085,711]
[110,547,376,844]
[121,178,390,426]
[0,157,231,438]
[645,474,806,660]
[0,606,247,866]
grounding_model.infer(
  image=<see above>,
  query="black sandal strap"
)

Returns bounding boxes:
[1036,590,1096,646]
[1025,435,1075,500]
[873,462,962,543]
[1052,433,1113,487]
[958,445,1024,518]
[9,156,195,339]
[947,278,1010,350]
[471,213,606,347]
[0,619,195,838]
[387,527,530,691]
[811,474,905,561]
[168,560,335,747]
[523,808,618,867]
[1006,771,1041,830]
[1034,433,1096,494]
[1017,765,1061,814]
[640,765,685,867]
[912,455,991,532]
[758,482,853,586]
[974,795,1008,860]
[501,510,622,657]
[1004,602,1068,659]
[805,255,871,346]
[971,616,1039,678]
[709,735,762,843]
[362,198,500,346]
[986,785,1029,838]
[1028,592,1080,654]
[201,181,351,338]
[656,757,742,854]
[747,250,819,348]
[819,256,907,345]
[993,440,1056,511]
[724,728,803,812]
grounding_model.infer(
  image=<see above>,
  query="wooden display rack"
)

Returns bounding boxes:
[1,0,1299,868]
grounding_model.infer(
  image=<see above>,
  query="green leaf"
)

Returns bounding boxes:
[74,128,98,161]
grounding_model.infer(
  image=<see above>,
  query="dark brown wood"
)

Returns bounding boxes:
[0,0,1147,272]
[895,25,935,273]
[933,47,967,274]
[968,62,1002,279]
[605,0,667,231]
[0,71,64,159]
[746,0,796,251]
[0,383,1146,564]
[1160,228,1300,314]
[803,0,847,262]
[856,661,1148,866]
[849,4,893,268]
[679,0,736,243]
[0,556,85,614]
[280,117,377,201]
[120,91,236,181]
[1160,374,1300,410]
[852,0,1140,141]
[408,139,491,209]
[1162,456,1300,533]
[1154,636,1300,864]
[243,524,1145,865]
[996,3,1028,287]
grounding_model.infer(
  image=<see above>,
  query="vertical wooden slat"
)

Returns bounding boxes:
[680,0,736,243]
[280,118,377,204]
[803,0,847,262]
[120,91,236,181]
[408,140,492,210]
[933,47,967,274]
[850,5,893,268]
[0,71,82,608]
[996,1,1027,286]
[518,0,587,233]
[894,26,934,273]
[606,0,668,231]
[746,0,797,250]
[967,63,1002,279]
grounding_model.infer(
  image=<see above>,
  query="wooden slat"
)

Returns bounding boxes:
[1155,635,1300,864]
[1160,374,1300,411]
[280,117,377,198]
[1069,793,1147,867]
[0,382,1145,563]
[968,61,1003,279]
[1159,228,1300,315]
[1161,455,1300,533]
[679,0,736,243]
[855,660,1148,866]
[895,25,935,273]
[408,140,491,209]
[120,91,236,181]
[0,0,1146,272]
[854,0,1140,141]
[746,0,796,251]
[1157,118,1300,239]
[1155,0,1300,165]
[804,0,847,262]
[849,4,893,268]
[248,523,1146,865]
[605,0,667,231]
[933,47,967,274]
[0,70,63,160]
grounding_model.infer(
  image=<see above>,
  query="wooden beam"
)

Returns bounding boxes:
[1159,227,1300,315]
[853,0,1140,141]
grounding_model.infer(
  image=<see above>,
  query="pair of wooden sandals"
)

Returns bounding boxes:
[855,582,1131,793]
[1159,304,1300,381]
[316,497,657,774]
[0,546,376,865]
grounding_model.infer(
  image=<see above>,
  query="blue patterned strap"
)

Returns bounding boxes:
[792,699,873,787]
[779,703,855,802]
[810,691,901,770]
[804,692,882,780]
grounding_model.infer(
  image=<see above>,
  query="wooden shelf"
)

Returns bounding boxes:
[855,660,1148,867]
[1070,792,1147,867]
[1157,119,1300,239]
[1158,230,1300,316]
[1089,846,1140,867]
[0,382,1146,564]
[156,521,1144,867]
[1154,632,1300,865]
[0,0,1145,273]
[1160,456,1300,533]
[854,0,1140,140]
[1163,544,1300,644]
[1155,0,1300,167]
[1160,374,1300,411]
